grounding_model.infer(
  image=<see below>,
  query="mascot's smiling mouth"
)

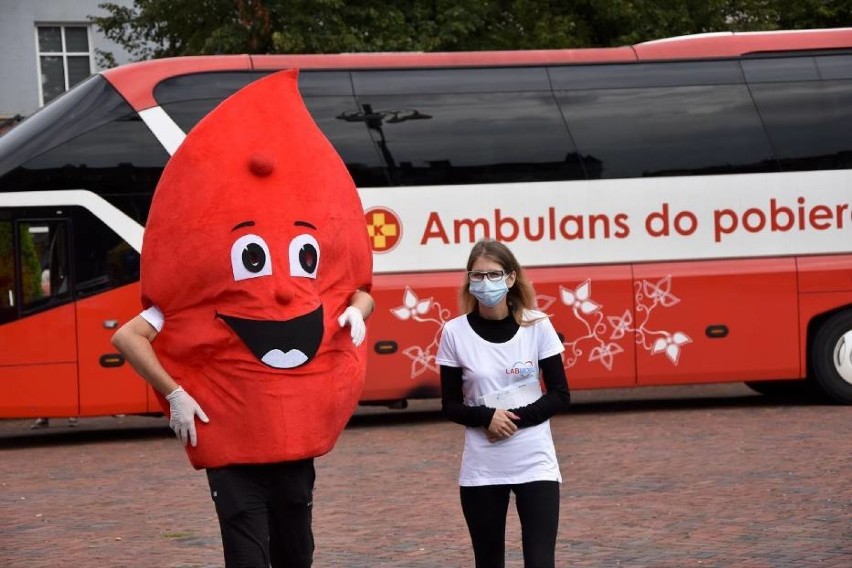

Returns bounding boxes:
[216,305,324,369]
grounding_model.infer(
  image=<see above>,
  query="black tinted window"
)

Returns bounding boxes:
[0,220,17,323]
[157,70,355,131]
[742,56,819,83]
[0,76,124,178]
[816,54,852,80]
[350,92,583,186]
[556,85,777,178]
[0,117,167,223]
[154,70,352,106]
[0,211,77,323]
[19,220,71,310]
[157,71,384,186]
[353,67,551,95]
[155,71,266,105]
[549,61,743,90]
[296,71,355,96]
[157,72,268,131]
[750,80,852,170]
[72,207,140,297]
[162,95,386,188]
[162,99,224,132]
[0,75,167,224]
[305,97,391,187]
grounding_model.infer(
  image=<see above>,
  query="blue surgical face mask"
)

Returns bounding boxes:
[469,276,509,307]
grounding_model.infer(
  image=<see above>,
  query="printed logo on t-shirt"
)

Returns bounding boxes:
[506,360,536,378]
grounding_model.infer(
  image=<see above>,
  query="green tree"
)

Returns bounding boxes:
[0,223,42,312]
[0,223,14,310]
[92,0,852,59]
[774,0,852,29]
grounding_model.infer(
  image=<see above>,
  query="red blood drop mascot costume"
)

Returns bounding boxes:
[139,69,372,566]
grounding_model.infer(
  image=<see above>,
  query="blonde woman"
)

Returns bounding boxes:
[436,239,570,568]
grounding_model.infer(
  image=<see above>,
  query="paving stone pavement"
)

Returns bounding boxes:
[1,383,850,567]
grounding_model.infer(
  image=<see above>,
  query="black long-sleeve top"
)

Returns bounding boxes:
[440,311,571,429]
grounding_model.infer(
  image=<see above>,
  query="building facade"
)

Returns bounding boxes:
[0,0,136,128]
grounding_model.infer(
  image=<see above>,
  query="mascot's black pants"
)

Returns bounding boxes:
[206,459,315,568]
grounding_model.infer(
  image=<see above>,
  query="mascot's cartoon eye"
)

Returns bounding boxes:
[243,244,266,273]
[231,234,273,281]
[289,234,320,279]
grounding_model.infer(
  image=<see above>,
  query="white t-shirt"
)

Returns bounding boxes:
[140,305,164,332]
[436,310,565,486]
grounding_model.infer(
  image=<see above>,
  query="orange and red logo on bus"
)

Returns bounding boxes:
[366,207,401,253]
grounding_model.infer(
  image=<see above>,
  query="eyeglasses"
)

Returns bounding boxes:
[468,270,506,282]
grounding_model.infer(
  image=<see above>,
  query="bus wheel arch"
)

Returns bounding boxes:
[810,308,852,404]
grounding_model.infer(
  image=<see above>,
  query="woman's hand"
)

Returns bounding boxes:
[487,408,519,442]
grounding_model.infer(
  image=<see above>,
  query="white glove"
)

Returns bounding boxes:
[338,306,366,347]
[165,386,209,447]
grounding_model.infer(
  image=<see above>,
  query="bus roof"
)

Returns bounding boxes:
[634,28,852,59]
[103,28,852,111]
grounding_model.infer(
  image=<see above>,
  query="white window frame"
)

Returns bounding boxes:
[34,23,95,106]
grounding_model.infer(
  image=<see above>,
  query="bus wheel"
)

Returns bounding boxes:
[811,310,852,404]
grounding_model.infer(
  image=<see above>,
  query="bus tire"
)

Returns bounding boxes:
[811,309,852,404]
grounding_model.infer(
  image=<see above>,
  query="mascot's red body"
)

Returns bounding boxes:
[140,70,372,469]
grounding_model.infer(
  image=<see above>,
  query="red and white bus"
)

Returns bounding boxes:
[2,28,851,419]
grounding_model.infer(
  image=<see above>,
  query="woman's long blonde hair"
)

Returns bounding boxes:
[459,239,542,326]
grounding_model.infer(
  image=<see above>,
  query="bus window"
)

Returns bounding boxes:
[549,60,745,90]
[0,220,16,324]
[10,117,167,199]
[19,220,70,310]
[743,56,852,170]
[555,83,778,178]
[741,56,820,83]
[815,54,852,80]
[0,76,168,194]
[0,78,168,222]
[0,217,71,322]
[353,67,553,95]
[160,98,226,132]
[155,71,388,187]
[9,221,43,314]
[156,71,271,131]
[0,76,112,178]
[303,71,393,187]
[154,70,357,130]
[306,96,394,187]
[350,68,584,186]
[162,94,390,188]
[71,207,140,298]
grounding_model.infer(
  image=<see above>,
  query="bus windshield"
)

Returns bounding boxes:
[0,74,168,222]
[0,75,157,181]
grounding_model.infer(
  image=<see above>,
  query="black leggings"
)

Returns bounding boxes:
[206,459,315,568]
[460,480,560,568]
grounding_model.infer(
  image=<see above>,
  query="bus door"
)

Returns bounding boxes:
[633,258,800,385]
[0,211,78,417]
[69,207,149,416]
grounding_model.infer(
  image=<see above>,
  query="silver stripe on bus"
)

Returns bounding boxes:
[0,190,144,253]
[139,106,186,156]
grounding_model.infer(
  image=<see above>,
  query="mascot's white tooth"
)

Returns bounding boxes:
[262,349,308,369]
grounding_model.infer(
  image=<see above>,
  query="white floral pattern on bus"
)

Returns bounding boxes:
[391,286,451,378]
[545,276,691,370]
[392,276,691,380]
